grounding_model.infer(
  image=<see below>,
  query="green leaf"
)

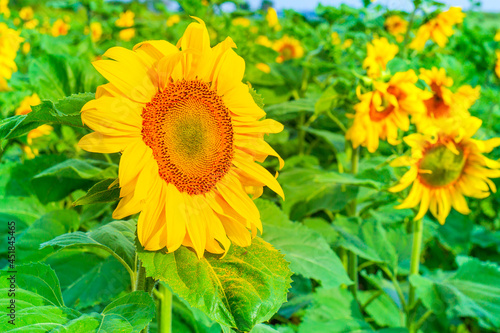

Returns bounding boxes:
[15,210,80,264]
[73,178,120,206]
[279,168,358,220]
[298,287,371,333]
[257,199,352,288]
[265,98,316,122]
[0,263,154,332]
[358,291,405,328]
[41,219,136,273]
[31,159,117,204]
[138,237,292,332]
[0,93,94,140]
[314,171,384,190]
[410,256,500,330]
[172,291,221,333]
[249,85,265,109]
[314,85,338,115]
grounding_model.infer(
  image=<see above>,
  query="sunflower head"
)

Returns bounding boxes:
[232,17,251,27]
[0,0,10,18]
[19,6,34,21]
[116,10,135,28]
[346,70,429,153]
[362,37,399,78]
[166,14,180,27]
[90,22,102,42]
[266,7,281,31]
[272,35,304,63]
[0,23,23,91]
[79,17,284,258]
[331,32,341,45]
[390,117,500,224]
[384,15,408,37]
[51,19,70,37]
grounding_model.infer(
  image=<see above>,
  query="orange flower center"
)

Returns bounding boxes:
[279,44,295,60]
[142,80,234,195]
[425,83,450,118]
[418,144,466,188]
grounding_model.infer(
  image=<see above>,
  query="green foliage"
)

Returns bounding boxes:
[138,237,292,331]
[73,178,120,206]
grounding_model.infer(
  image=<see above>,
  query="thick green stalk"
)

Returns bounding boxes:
[157,283,173,333]
[347,146,359,297]
[407,218,424,332]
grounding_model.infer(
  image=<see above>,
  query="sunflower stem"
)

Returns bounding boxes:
[407,218,424,333]
[402,2,420,58]
[347,145,359,298]
[157,282,173,333]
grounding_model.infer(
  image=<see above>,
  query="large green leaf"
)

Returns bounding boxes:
[172,290,222,333]
[0,263,154,332]
[138,237,292,332]
[73,178,120,206]
[256,199,351,288]
[410,256,500,330]
[0,93,94,140]
[31,159,117,204]
[279,168,358,220]
[14,210,80,264]
[41,219,136,273]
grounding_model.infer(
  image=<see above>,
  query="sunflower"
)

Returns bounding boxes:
[266,7,281,31]
[115,10,135,28]
[232,17,251,27]
[78,18,285,258]
[52,19,70,37]
[272,35,304,63]
[256,35,272,48]
[496,50,500,79]
[0,0,10,18]
[19,6,34,21]
[362,37,399,79]
[390,117,500,224]
[15,93,53,144]
[495,30,500,42]
[166,14,180,27]
[346,70,431,153]
[90,22,102,42]
[409,7,465,51]
[0,23,23,91]
[412,67,480,130]
[384,15,408,42]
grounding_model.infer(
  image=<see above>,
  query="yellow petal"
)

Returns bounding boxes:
[78,132,140,153]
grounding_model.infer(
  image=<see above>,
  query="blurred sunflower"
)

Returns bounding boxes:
[116,10,135,41]
[15,93,53,145]
[90,22,102,42]
[412,67,480,130]
[256,35,272,48]
[273,35,304,63]
[0,23,23,91]
[495,30,500,42]
[266,7,281,31]
[0,0,10,18]
[384,15,408,42]
[496,50,500,79]
[331,32,341,45]
[346,70,430,153]
[410,7,465,51]
[52,18,70,37]
[390,117,500,224]
[232,17,251,27]
[166,14,180,27]
[362,37,398,79]
[256,63,271,73]
[19,6,34,21]
[79,17,284,258]
[22,42,30,54]
[24,19,38,29]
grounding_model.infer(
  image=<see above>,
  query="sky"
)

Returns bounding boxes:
[244,0,500,12]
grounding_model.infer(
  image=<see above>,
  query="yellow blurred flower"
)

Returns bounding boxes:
[23,145,38,159]
[256,35,272,48]
[495,50,500,78]
[385,15,408,42]
[51,19,70,37]
[63,15,71,23]
[78,17,284,258]
[390,117,500,224]
[412,67,480,130]
[15,94,53,145]
[119,28,135,41]
[331,32,341,45]
[116,10,134,28]
[342,39,353,49]
[0,0,10,18]
[24,19,38,29]
[346,70,431,153]
[0,23,23,91]
[13,18,20,26]
[19,6,34,21]
[410,7,465,51]
[166,14,180,27]
[495,30,500,42]
[266,7,281,31]
[232,17,251,27]
[256,63,271,73]
[362,37,399,78]
[90,22,102,42]
[273,35,304,63]
[22,42,30,54]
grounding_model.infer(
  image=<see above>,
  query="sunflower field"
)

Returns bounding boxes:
[1,0,500,332]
